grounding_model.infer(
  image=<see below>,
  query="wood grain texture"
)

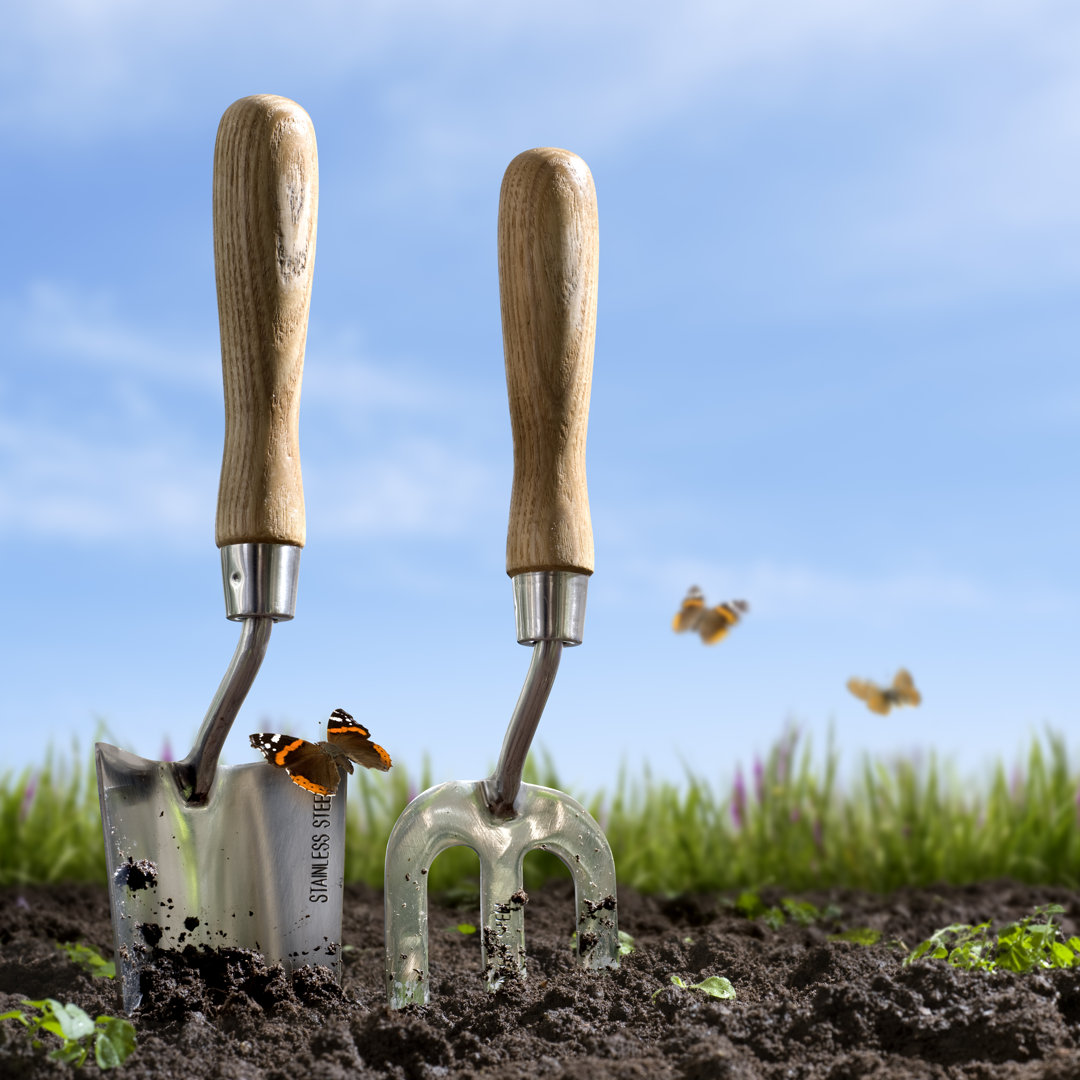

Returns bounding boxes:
[213,95,317,547]
[499,147,598,576]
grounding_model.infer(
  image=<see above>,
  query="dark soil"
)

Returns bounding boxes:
[3,878,1080,1078]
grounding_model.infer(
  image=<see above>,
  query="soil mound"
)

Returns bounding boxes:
[2,878,1080,1077]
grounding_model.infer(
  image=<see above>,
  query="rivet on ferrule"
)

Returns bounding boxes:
[221,543,301,621]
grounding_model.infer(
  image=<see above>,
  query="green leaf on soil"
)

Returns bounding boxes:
[734,893,835,931]
[57,941,116,978]
[0,999,136,1071]
[781,899,821,927]
[454,923,477,935]
[734,890,766,918]
[762,907,785,930]
[94,1017,137,1069]
[690,976,736,999]
[905,904,1080,973]
[46,1000,95,1042]
[654,974,736,1001]
[828,927,882,945]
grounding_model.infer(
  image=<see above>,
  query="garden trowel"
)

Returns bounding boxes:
[384,147,620,1008]
[95,95,346,1014]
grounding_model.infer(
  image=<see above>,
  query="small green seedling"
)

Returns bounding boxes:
[782,899,828,927]
[732,890,786,928]
[653,974,736,1001]
[905,904,1080,973]
[454,923,477,935]
[57,941,116,979]
[733,890,766,918]
[827,927,882,946]
[733,891,842,930]
[0,999,136,1069]
[763,906,786,930]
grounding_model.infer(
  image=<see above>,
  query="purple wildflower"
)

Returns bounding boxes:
[731,767,747,829]
[777,725,798,785]
[753,757,764,803]
[20,775,37,820]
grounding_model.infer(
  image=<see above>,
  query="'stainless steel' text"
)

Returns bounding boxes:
[310,795,332,902]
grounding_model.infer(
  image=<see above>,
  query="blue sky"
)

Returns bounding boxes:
[2,1,1077,798]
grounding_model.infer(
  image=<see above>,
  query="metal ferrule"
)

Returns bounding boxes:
[221,543,301,621]
[512,571,589,645]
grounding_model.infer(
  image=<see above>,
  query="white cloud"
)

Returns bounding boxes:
[2,283,499,544]
[0,408,499,545]
[828,65,1080,309]
[7,281,218,388]
[304,328,466,417]
[7,2,1080,304]
[3,1,1064,144]
[0,414,212,543]
[635,555,1070,623]
[307,438,499,538]
[10,282,466,418]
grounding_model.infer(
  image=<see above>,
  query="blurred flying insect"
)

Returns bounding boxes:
[672,586,749,645]
[846,668,922,715]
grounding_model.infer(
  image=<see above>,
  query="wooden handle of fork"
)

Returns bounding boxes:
[213,94,317,548]
[499,147,598,576]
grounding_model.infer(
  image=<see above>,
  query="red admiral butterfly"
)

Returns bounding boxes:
[846,669,921,715]
[249,708,392,796]
[672,586,749,645]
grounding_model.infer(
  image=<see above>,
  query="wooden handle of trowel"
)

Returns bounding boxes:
[500,147,598,577]
[213,94,317,548]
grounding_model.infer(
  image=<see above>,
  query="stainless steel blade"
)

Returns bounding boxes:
[97,745,346,1012]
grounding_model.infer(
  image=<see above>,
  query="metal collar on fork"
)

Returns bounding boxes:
[482,571,589,816]
[512,570,588,645]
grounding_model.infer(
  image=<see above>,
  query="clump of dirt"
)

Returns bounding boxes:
[114,858,158,893]
[2,878,1080,1078]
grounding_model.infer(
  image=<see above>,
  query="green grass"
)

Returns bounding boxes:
[0,739,106,885]
[4,725,1080,894]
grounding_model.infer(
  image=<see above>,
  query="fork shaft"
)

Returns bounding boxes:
[482,640,562,817]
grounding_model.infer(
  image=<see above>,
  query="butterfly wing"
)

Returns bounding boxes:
[697,605,734,645]
[325,708,392,772]
[672,588,705,633]
[846,678,891,715]
[249,733,342,795]
[890,668,921,707]
[695,601,748,645]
